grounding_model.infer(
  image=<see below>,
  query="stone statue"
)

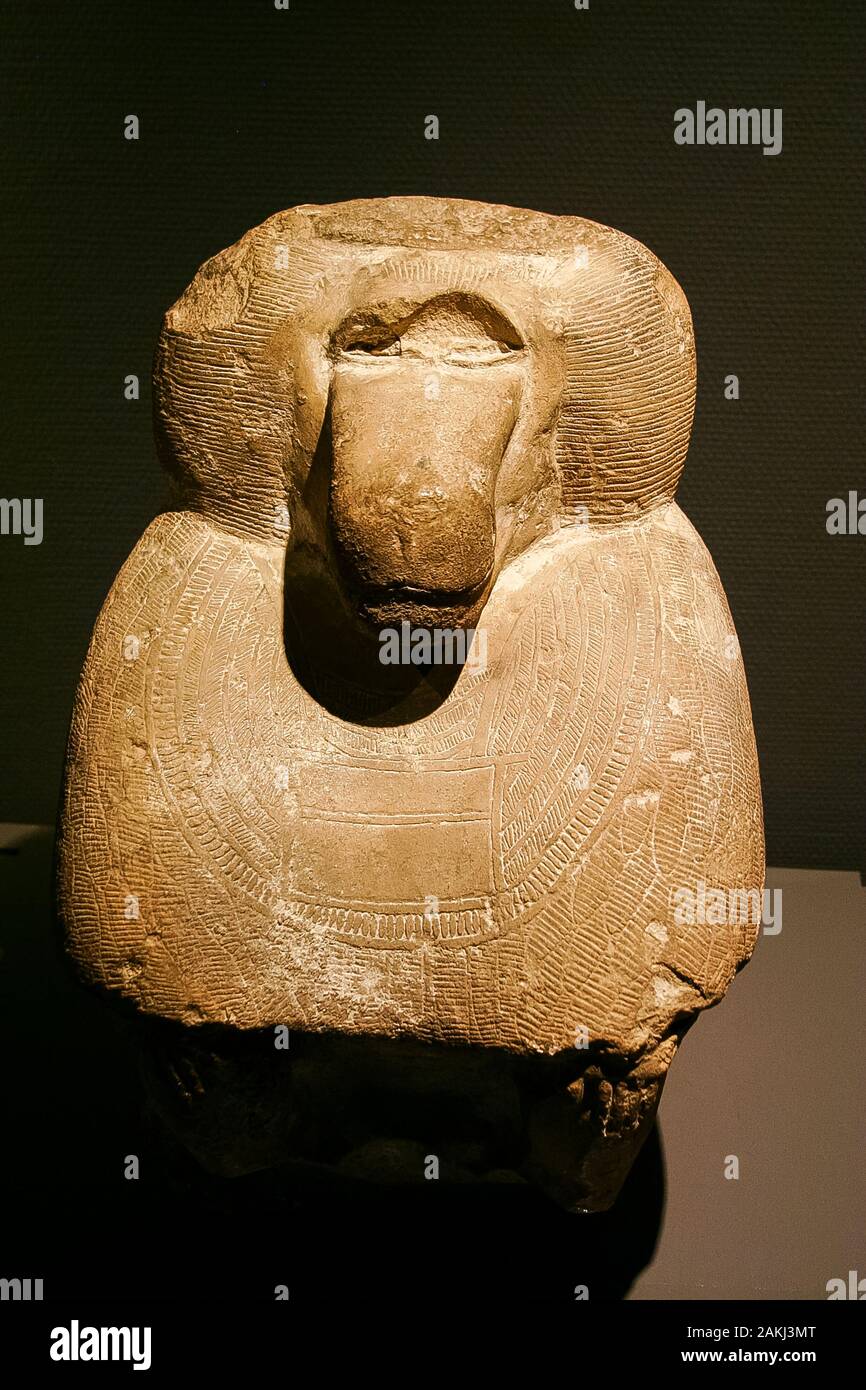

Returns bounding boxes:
[57,198,764,1211]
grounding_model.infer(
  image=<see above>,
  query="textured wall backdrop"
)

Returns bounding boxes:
[1,0,862,869]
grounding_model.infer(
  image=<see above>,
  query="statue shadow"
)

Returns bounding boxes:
[141,1078,666,1303]
[281,413,473,726]
[131,1018,667,1304]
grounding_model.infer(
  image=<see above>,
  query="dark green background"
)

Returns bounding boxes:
[1,0,862,868]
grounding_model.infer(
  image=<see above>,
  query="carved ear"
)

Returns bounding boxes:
[553,226,696,526]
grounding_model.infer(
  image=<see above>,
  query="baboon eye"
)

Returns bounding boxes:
[334,295,525,363]
[445,338,523,365]
[341,333,401,357]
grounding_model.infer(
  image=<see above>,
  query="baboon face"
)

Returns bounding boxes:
[154,199,698,651]
[326,292,526,630]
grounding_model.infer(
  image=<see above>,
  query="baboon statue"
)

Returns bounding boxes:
[57,198,764,1211]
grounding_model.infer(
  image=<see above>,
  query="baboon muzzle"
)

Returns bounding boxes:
[327,311,523,628]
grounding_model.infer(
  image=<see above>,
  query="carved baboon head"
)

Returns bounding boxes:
[153,197,694,642]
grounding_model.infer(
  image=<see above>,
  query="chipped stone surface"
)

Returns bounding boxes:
[57,198,764,1209]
